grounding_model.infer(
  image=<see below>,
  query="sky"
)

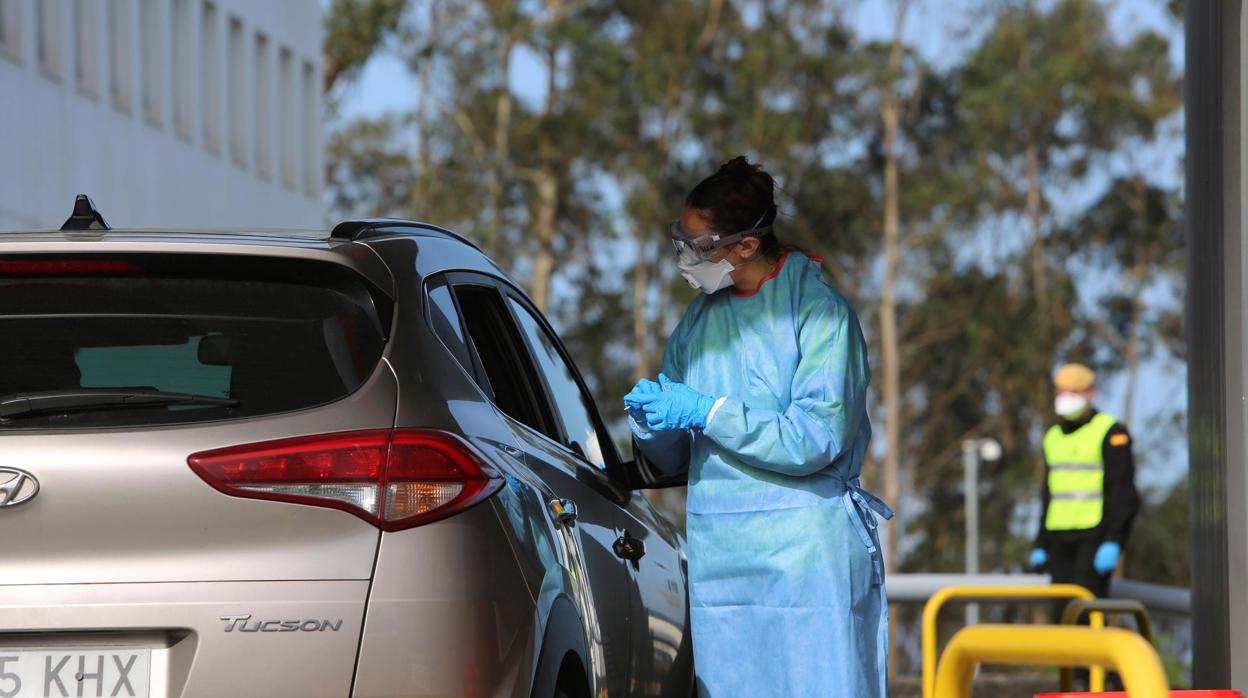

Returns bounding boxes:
[337,0,1183,119]
[332,0,1190,493]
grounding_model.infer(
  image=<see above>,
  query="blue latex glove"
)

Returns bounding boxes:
[624,379,662,432]
[1094,541,1121,576]
[624,378,662,409]
[1029,548,1047,570]
[632,373,717,431]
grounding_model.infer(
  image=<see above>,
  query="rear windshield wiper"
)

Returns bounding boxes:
[0,389,239,420]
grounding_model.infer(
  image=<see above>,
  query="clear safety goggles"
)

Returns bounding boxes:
[668,211,773,264]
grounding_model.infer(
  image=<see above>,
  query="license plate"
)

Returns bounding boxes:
[0,649,150,698]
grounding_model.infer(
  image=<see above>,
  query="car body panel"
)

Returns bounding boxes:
[366,235,525,457]
[0,580,369,698]
[351,502,537,698]
[619,496,692,698]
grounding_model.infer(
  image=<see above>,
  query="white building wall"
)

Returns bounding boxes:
[0,0,323,230]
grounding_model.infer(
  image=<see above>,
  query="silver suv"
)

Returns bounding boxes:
[0,196,692,698]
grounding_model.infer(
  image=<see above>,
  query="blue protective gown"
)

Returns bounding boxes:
[632,250,892,698]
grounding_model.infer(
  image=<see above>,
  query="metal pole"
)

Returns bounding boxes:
[1185,0,1241,685]
[962,440,980,626]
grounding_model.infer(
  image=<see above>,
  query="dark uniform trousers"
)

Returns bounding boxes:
[1047,532,1111,620]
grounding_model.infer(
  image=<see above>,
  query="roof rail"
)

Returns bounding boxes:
[60,194,111,231]
[329,218,481,251]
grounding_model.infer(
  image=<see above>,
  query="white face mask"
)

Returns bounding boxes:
[678,258,736,294]
[1055,393,1089,420]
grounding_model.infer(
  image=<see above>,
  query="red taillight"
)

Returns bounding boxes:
[187,429,503,531]
[0,259,145,275]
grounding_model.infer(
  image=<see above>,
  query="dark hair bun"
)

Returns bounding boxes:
[716,156,761,178]
[686,156,778,234]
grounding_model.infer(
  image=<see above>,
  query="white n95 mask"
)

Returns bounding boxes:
[678,258,736,294]
[1055,393,1089,420]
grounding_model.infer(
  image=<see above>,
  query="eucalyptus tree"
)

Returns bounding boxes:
[956,0,1177,344]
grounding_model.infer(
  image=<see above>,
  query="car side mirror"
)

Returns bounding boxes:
[622,438,688,490]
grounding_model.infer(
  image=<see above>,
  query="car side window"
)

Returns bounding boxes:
[424,278,473,371]
[504,296,609,471]
[451,283,553,437]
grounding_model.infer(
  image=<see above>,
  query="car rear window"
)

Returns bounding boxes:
[0,254,388,429]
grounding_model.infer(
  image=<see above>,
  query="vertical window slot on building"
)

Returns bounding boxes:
[142,0,162,125]
[37,0,61,78]
[280,47,295,189]
[253,32,270,178]
[201,1,220,152]
[74,0,100,95]
[109,0,132,111]
[172,0,192,139]
[0,0,20,61]
[227,16,245,166]
[302,61,317,196]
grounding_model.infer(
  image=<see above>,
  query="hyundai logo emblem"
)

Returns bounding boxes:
[0,467,39,507]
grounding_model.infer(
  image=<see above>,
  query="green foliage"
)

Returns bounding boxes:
[958,0,1177,182]
[1054,175,1184,374]
[323,0,407,96]
[325,117,414,218]
[1124,480,1190,586]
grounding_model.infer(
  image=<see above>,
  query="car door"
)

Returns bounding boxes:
[617,494,691,698]
[494,288,691,698]
[446,274,637,697]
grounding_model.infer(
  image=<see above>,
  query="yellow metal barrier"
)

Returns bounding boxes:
[932,625,1169,698]
[1060,598,1155,692]
[921,584,1099,698]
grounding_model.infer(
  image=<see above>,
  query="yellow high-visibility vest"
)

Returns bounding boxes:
[1042,412,1117,531]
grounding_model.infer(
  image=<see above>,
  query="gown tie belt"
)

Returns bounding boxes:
[836,477,895,586]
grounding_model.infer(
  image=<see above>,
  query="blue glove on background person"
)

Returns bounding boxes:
[1094,541,1121,575]
[1029,548,1047,570]
[632,373,717,431]
[624,378,662,431]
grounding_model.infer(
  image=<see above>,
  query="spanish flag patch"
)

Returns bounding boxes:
[1109,433,1130,447]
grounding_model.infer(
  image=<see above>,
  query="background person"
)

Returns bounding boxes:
[624,156,891,698]
[1030,362,1141,603]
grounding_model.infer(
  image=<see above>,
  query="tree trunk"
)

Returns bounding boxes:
[632,224,652,380]
[488,33,515,254]
[530,166,557,313]
[411,2,440,219]
[881,96,902,576]
[879,0,910,578]
[1121,268,1145,426]
[881,4,910,680]
[694,0,724,51]
[1025,138,1046,317]
[529,15,561,314]
[1120,177,1153,426]
[633,2,689,382]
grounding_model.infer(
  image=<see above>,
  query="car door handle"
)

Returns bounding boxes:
[502,444,523,458]
[613,530,646,561]
[548,498,577,525]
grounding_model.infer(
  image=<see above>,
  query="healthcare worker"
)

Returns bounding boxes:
[624,156,892,698]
